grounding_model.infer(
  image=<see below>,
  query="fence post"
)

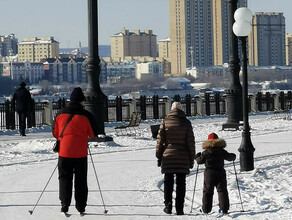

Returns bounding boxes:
[279,91,285,110]
[153,95,159,119]
[129,97,136,117]
[140,95,146,120]
[174,94,180,102]
[27,99,36,128]
[165,96,171,116]
[266,92,271,111]
[5,100,15,130]
[249,94,256,112]
[196,95,202,115]
[185,94,191,116]
[273,94,279,110]
[116,96,122,122]
[42,100,53,125]
[205,93,210,116]
[215,93,220,115]
[257,92,262,112]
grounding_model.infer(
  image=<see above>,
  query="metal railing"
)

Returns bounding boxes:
[0,91,291,131]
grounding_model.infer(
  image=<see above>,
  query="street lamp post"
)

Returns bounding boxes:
[222,0,243,130]
[233,7,255,171]
[85,0,112,141]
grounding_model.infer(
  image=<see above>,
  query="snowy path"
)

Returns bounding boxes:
[1,114,292,219]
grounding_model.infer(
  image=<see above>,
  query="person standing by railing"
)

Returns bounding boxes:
[11,82,32,136]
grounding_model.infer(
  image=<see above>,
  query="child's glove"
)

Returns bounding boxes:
[195,152,201,158]
[190,160,194,168]
[157,160,161,167]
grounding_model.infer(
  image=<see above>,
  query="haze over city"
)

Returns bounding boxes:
[1,0,292,48]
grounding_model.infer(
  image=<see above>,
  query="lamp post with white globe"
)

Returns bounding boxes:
[233,7,255,172]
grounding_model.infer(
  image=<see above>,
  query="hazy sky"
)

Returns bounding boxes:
[1,0,291,48]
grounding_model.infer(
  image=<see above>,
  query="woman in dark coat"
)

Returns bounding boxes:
[52,87,97,214]
[156,102,196,215]
[195,133,236,214]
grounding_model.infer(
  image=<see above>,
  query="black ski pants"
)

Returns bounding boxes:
[18,111,27,135]
[202,168,230,213]
[164,173,186,213]
[58,156,88,211]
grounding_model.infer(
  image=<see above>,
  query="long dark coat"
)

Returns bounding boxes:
[12,87,32,113]
[156,109,196,174]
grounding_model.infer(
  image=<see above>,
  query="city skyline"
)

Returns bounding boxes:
[1,0,292,48]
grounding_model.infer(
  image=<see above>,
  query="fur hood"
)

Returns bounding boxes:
[202,138,226,149]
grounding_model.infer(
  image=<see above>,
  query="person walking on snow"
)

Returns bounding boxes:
[52,87,98,214]
[12,82,32,136]
[195,133,236,214]
[156,102,196,215]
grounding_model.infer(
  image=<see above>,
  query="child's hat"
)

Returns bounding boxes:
[208,133,218,140]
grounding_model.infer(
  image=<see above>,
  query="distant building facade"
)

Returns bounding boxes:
[110,29,157,60]
[249,13,286,66]
[136,61,164,80]
[18,37,59,62]
[9,61,44,83]
[0,34,18,56]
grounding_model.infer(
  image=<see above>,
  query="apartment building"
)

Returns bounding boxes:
[136,61,164,80]
[249,12,286,66]
[0,34,18,56]
[169,0,246,76]
[110,29,157,60]
[18,37,59,62]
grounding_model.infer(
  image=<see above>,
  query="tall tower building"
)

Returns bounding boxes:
[169,0,246,76]
[286,33,292,66]
[0,34,18,56]
[249,12,286,66]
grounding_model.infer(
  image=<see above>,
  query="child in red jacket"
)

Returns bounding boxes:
[195,133,236,214]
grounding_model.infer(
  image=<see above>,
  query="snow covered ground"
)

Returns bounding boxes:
[0,112,292,219]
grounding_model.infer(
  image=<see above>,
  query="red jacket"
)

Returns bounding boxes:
[52,103,96,158]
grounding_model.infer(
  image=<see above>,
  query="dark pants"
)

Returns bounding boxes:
[202,168,230,213]
[58,157,88,212]
[18,112,27,135]
[164,173,186,213]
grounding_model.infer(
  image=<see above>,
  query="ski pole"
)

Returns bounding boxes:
[233,160,244,212]
[88,147,108,214]
[190,164,199,213]
[28,164,58,215]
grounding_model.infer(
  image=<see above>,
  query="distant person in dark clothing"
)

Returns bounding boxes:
[52,87,98,214]
[12,82,32,136]
[156,102,196,215]
[195,133,236,214]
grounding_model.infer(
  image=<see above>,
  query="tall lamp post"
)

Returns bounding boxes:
[233,7,255,171]
[222,0,243,130]
[85,0,112,141]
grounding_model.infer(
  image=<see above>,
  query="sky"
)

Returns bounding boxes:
[1,0,292,48]
[0,114,292,219]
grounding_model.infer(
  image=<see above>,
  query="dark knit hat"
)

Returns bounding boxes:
[20,82,26,87]
[70,87,85,102]
[208,133,218,140]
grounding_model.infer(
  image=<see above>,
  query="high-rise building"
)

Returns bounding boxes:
[110,29,157,60]
[0,34,18,56]
[249,13,286,66]
[169,0,246,76]
[18,37,59,62]
[286,33,292,66]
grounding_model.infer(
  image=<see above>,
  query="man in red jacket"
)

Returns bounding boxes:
[52,87,98,214]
